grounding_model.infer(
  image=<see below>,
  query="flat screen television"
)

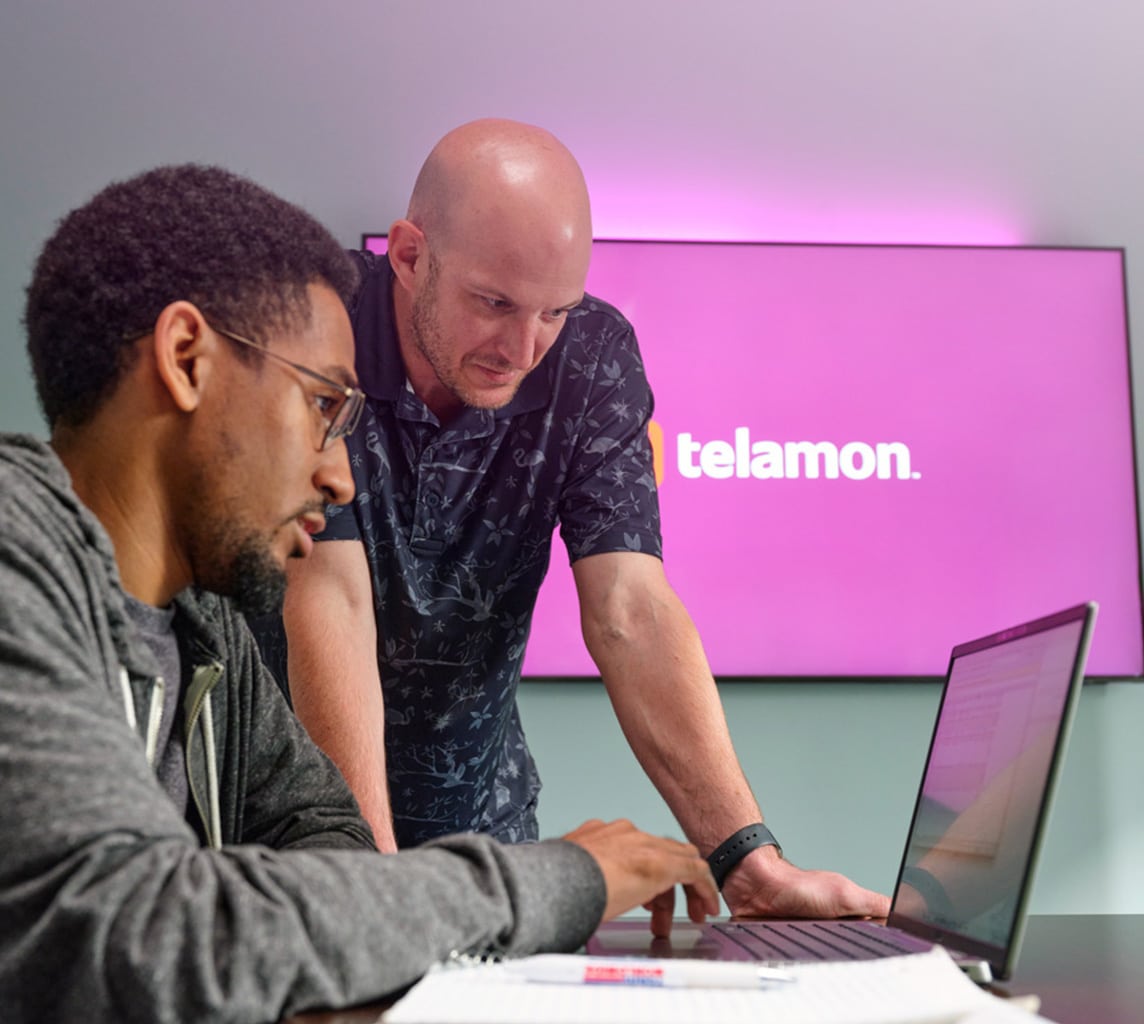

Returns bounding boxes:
[361,236,1143,681]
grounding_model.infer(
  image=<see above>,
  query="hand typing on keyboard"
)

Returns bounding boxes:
[564,819,721,937]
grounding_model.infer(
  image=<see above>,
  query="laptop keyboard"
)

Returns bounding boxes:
[712,920,935,963]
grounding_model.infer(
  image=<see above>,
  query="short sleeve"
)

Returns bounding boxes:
[557,307,663,563]
[315,494,364,543]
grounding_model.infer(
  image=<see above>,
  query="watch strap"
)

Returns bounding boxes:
[707,822,782,890]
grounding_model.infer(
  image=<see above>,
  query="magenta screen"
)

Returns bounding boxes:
[362,237,1142,680]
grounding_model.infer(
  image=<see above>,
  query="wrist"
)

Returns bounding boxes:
[706,822,782,890]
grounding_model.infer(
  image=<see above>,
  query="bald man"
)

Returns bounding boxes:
[263,119,889,922]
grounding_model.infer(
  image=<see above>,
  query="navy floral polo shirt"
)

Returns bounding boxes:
[277,251,662,847]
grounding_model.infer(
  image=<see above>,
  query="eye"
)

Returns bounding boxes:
[313,392,340,420]
[481,295,512,312]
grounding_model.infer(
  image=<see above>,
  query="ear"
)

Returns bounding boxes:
[387,218,429,294]
[150,301,218,413]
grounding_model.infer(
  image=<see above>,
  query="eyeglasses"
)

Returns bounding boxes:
[210,324,365,451]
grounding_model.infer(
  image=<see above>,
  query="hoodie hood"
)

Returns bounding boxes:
[0,432,152,682]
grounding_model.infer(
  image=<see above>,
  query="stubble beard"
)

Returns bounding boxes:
[409,261,521,412]
[184,451,289,617]
[191,520,287,618]
[219,535,288,617]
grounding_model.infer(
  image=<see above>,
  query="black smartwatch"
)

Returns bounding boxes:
[707,822,782,890]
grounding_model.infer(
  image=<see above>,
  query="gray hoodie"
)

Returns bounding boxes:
[0,434,605,1023]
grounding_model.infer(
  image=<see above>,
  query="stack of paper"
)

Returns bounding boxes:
[384,948,1054,1024]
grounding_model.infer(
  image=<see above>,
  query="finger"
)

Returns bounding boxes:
[561,818,608,842]
[824,877,891,919]
[644,887,676,939]
[684,879,721,922]
[682,854,720,917]
[850,887,891,918]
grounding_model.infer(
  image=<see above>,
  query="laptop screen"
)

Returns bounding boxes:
[888,603,1096,974]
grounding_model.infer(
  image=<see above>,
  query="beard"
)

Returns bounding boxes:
[410,255,522,411]
[182,447,290,617]
[218,535,288,617]
[192,521,287,617]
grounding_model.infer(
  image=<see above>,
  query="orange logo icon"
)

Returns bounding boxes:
[648,420,664,486]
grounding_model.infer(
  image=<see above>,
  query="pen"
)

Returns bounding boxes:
[506,955,795,989]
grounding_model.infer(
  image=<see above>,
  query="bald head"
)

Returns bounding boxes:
[407,119,592,266]
[386,120,595,421]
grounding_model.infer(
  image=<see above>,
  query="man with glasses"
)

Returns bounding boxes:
[268,119,889,926]
[0,163,718,1022]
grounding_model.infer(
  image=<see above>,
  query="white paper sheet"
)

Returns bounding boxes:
[384,947,1056,1024]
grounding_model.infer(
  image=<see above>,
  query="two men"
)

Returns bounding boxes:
[270,118,888,922]
[0,164,717,1021]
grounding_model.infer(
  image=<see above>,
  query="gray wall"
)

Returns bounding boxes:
[3,1,1142,912]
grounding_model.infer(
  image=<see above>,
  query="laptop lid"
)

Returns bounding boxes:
[886,601,1097,979]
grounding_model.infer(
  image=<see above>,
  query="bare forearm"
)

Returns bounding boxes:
[577,560,762,854]
[284,550,398,852]
[286,625,396,849]
[574,552,889,919]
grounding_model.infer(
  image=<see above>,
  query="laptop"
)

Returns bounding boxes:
[587,602,1097,984]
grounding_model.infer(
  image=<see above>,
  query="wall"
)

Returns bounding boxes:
[2,1,1141,912]
[521,679,1144,914]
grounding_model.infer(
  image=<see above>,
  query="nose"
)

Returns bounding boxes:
[500,316,550,370]
[314,436,355,507]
